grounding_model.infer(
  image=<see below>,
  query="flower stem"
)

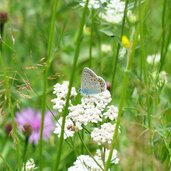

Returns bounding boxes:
[159,0,167,72]
[105,23,140,171]
[89,9,94,68]
[0,23,4,52]
[23,137,29,171]
[39,0,59,170]
[53,1,89,170]
[111,0,129,98]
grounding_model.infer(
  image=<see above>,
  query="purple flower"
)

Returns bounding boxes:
[15,108,53,144]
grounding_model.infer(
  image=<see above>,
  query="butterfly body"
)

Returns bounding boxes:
[79,67,106,95]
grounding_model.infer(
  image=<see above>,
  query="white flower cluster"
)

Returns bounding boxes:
[104,105,118,120]
[79,0,136,25]
[54,117,82,139]
[68,90,113,126]
[68,149,119,171]
[51,81,77,112]
[22,158,37,171]
[152,70,168,88]
[91,122,116,145]
[81,90,112,111]
[68,104,102,125]
[127,10,137,23]
[101,44,112,53]
[79,0,107,9]
[99,0,125,24]
[147,53,160,65]
[53,83,119,144]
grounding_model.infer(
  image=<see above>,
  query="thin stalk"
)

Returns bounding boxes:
[89,9,94,68]
[139,1,150,169]
[159,0,167,71]
[111,0,129,97]
[105,25,140,171]
[39,0,59,170]
[23,137,29,171]
[81,130,84,154]
[139,0,148,83]
[53,0,89,170]
[0,24,4,52]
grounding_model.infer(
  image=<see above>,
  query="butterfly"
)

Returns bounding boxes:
[79,67,106,95]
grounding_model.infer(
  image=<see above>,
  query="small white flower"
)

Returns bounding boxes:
[127,10,137,23]
[152,70,168,88]
[22,158,37,171]
[54,117,81,139]
[101,44,112,53]
[159,71,168,84]
[91,123,116,145]
[51,81,77,112]
[103,105,118,120]
[147,53,160,65]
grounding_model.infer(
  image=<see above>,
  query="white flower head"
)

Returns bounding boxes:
[152,70,168,88]
[99,0,125,24]
[159,71,168,84]
[81,90,112,111]
[51,81,77,112]
[91,123,117,145]
[103,105,118,120]
[68,104,102,125]
[80,0,107,9]
[68,155,102,171]
[68,148,119,171]
[54,117,81,139]
[22,158,37,171]
[147,53,160,65]
[68,90,111,126]
[127,10,137,23]
[101,44,112,53]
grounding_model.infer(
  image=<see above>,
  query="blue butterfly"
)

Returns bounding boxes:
[79,67,106,95]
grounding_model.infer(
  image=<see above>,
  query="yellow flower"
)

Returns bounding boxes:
[121,35,131,49]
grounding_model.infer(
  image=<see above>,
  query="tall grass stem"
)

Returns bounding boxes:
[53,0,89,170]
[111,0,129,98]
[39,0,59,170]
[105,24,140,171]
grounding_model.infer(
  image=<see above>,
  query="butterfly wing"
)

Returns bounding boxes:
[80,67,106,95]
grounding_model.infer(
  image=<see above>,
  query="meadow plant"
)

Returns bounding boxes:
[22,158,37,171]
[15,108,53,144]
[68,149,119,170]
[52,81,119,169]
